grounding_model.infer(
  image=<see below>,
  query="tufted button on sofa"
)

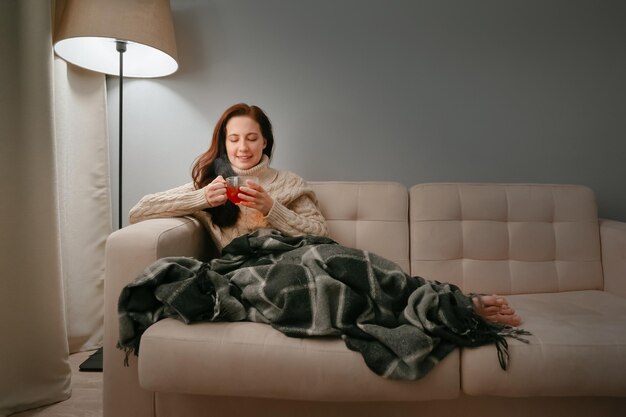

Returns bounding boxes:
[103,182,626,417]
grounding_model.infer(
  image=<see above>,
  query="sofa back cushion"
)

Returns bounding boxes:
[310,181,410,273]
[410,183,603,295]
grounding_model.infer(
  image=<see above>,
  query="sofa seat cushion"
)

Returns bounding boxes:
[462,290,626,397]
[138,319,460,402]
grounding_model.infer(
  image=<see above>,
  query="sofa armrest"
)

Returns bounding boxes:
[600,219,626,299]
[103,217,215,417]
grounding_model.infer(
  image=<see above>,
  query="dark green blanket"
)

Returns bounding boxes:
[118,228,526,379]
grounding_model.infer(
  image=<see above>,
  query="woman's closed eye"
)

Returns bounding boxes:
[228,134,258,142]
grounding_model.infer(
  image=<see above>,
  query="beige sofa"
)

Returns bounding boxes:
[103,182,626,417]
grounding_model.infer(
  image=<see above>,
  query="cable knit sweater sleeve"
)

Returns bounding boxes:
[264,172,329,238]
[128,182,209,224]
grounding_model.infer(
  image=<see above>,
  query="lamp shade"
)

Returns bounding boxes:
[53,0,178,78]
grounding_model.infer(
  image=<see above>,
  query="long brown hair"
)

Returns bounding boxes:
[192,103,274,189]
[192,103,274,228]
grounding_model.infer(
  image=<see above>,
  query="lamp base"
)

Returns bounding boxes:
[78,347,103,372]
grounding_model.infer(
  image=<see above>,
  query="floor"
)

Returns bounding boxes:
[12,350,103,417]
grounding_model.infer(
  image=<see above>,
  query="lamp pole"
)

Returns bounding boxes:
[116,41,126,230]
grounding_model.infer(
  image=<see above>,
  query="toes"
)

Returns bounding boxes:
[480,306,502,315]
[499,305,515,315]
[507,314,522,327]
[497,313,521,327]
[481,295,507,307]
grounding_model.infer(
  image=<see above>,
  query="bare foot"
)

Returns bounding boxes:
[472,294,522,327]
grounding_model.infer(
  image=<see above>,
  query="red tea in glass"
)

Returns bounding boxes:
[226,176,258,204]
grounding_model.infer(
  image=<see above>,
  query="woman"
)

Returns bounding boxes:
[129,103,520,327]
[129,103,328,252]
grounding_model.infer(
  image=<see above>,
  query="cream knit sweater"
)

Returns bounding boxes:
[129,156,328,250]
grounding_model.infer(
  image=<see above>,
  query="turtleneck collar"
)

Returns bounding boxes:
[231,155,277,184]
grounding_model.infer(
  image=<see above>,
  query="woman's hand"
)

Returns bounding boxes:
[239,180,273,216]
[203,176,227,207]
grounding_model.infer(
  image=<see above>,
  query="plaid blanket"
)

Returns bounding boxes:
[118,228,525,379]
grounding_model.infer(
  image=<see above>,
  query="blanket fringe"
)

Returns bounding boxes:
[494,326,531,369]
[494,336,509,369]
[117,343,136,367]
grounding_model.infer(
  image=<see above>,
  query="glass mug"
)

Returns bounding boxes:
[225,176,258,204]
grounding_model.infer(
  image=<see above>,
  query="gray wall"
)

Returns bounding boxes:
[109,0,626,225]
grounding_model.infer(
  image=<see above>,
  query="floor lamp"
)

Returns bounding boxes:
[53,0,178,230]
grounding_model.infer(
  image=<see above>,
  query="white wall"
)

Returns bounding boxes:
[108,0,626,225]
